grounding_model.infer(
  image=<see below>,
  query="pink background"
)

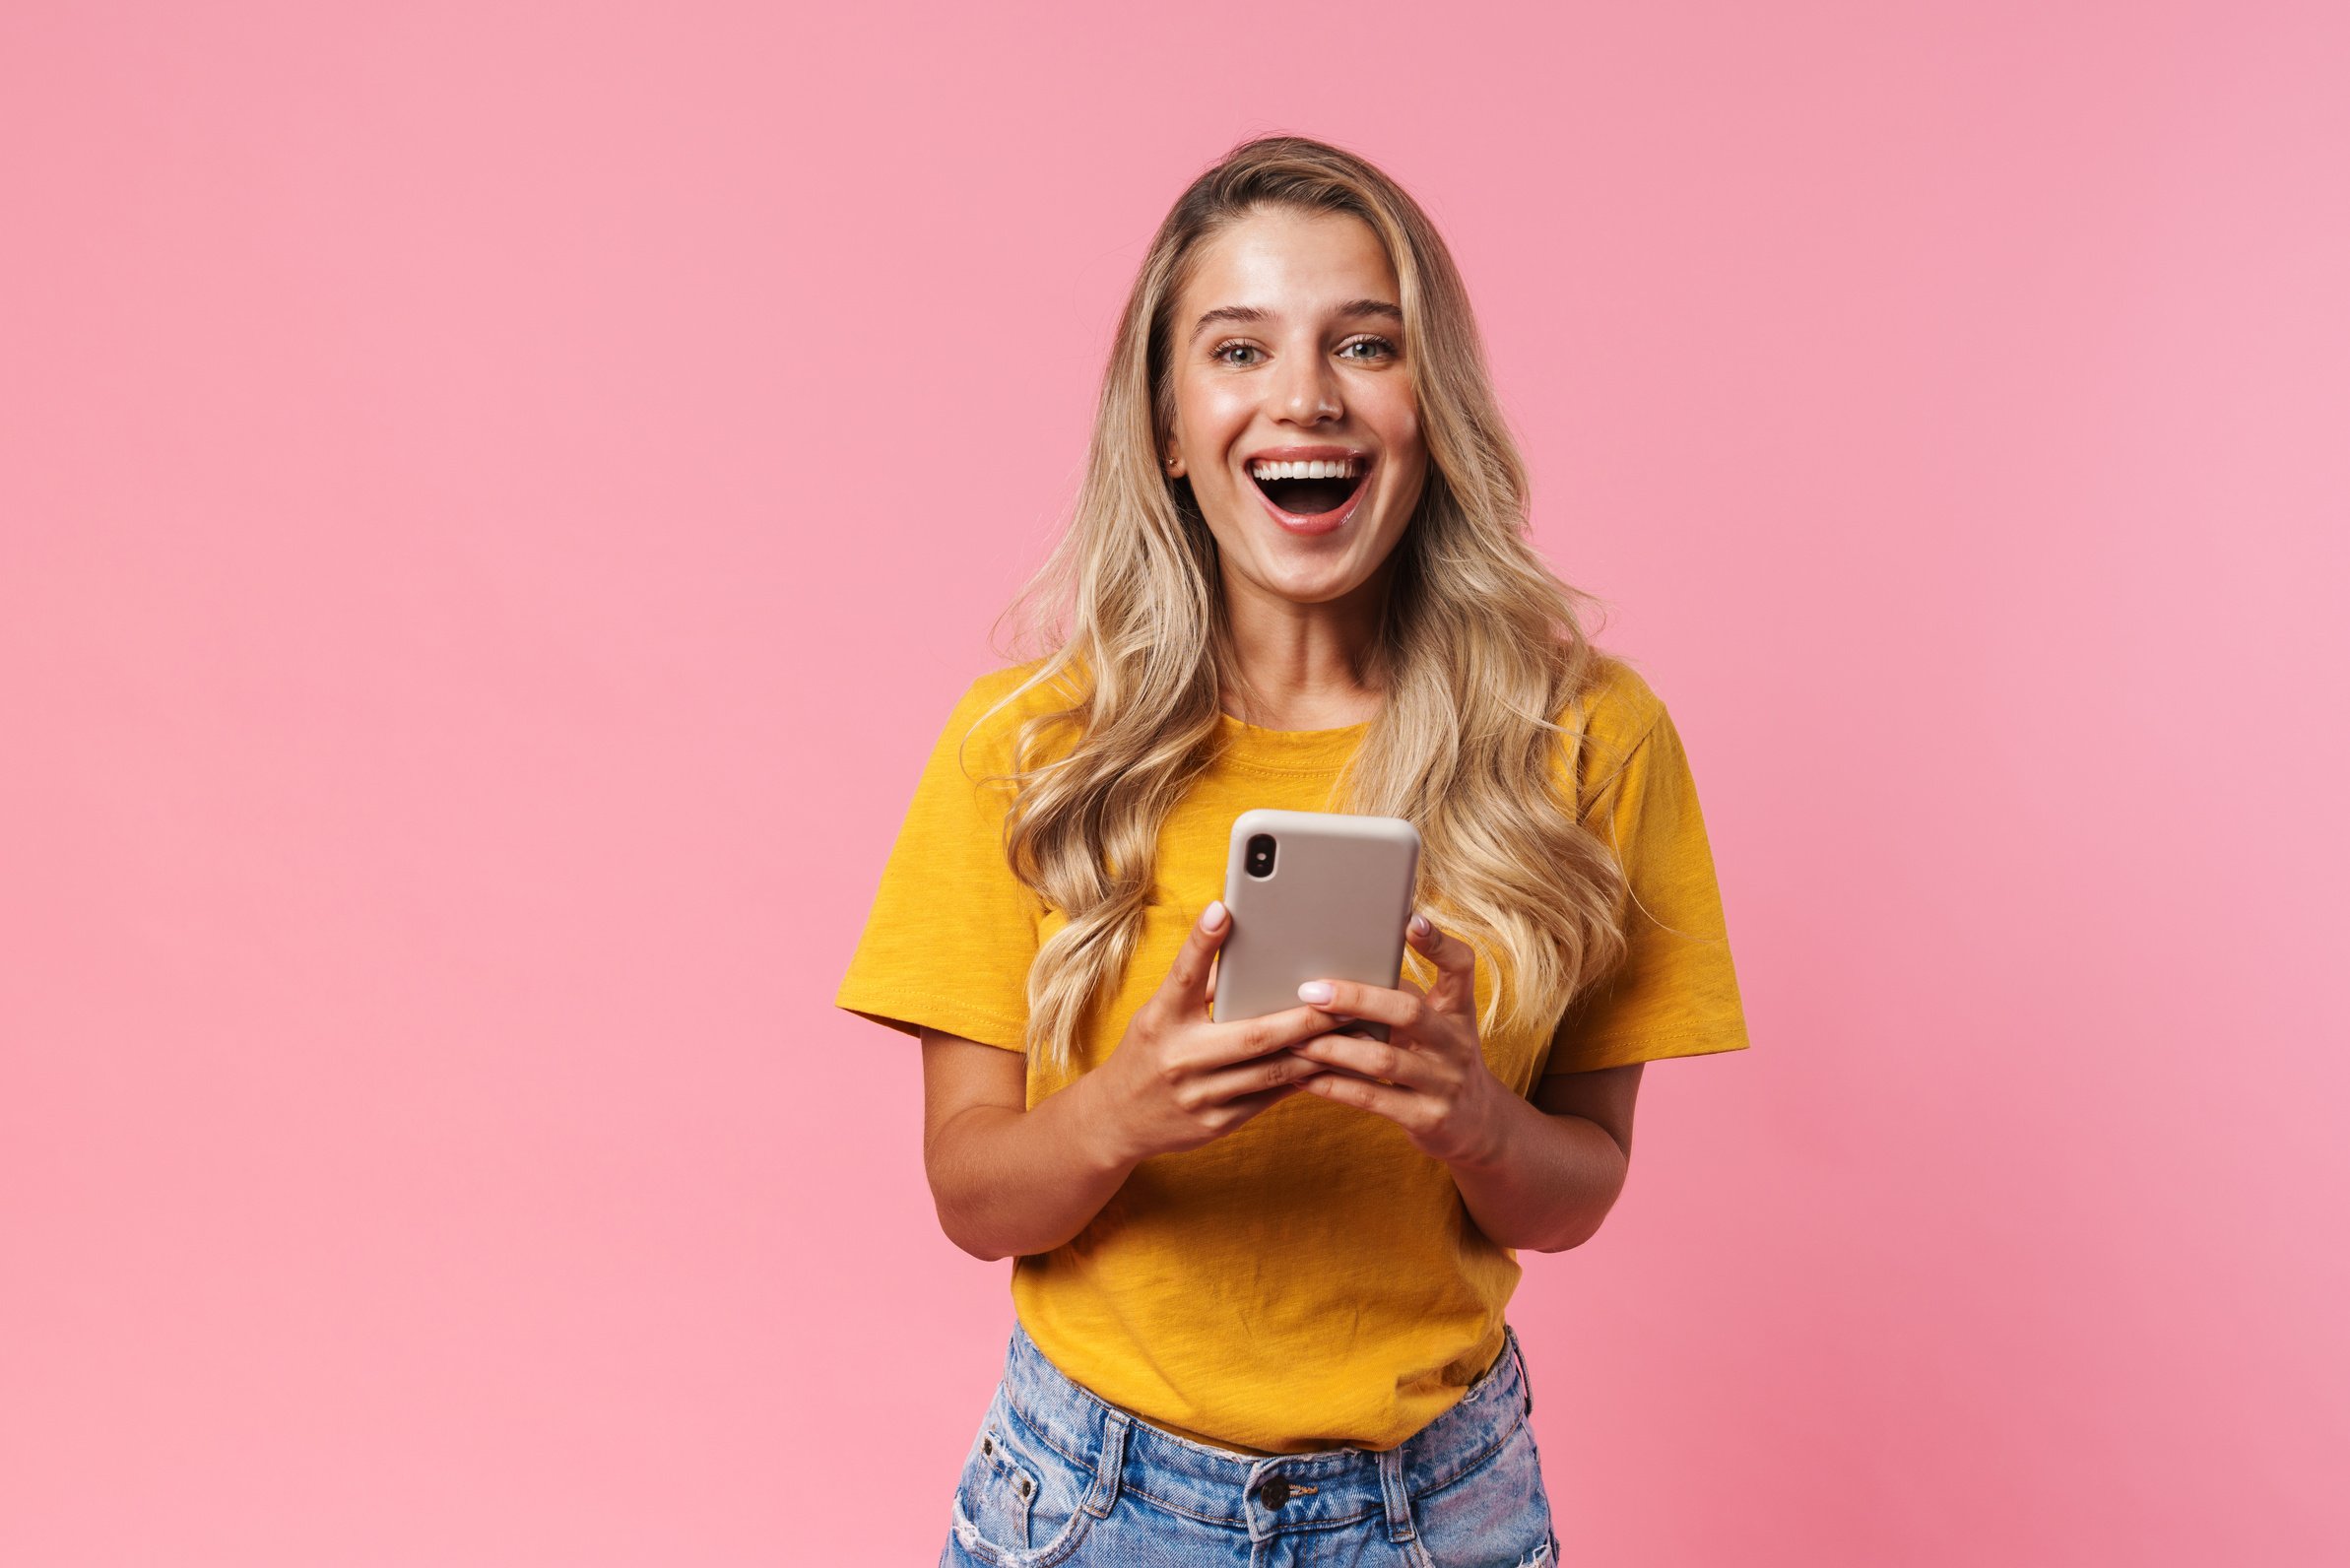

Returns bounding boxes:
[4,2,2345,1563]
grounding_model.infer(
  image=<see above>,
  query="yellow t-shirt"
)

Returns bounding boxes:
[835,653,1750,1454]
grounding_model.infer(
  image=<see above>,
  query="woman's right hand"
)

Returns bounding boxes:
[1080,899,1346,1167]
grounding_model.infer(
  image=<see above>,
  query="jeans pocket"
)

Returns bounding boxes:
[1407,1412,1555,1568]
[947,1387,1099,1567]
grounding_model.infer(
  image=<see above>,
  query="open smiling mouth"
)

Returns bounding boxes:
[1251,467,1369,520]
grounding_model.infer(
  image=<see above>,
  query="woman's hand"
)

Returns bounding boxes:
[1079,899,1350,1167]
[1283,913,1513,1169]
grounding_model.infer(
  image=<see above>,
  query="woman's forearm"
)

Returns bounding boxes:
[1447,1092,1629,1253]
[927,1074,1140,1262]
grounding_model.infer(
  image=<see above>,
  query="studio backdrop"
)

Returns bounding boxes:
[3,2,2344,1564]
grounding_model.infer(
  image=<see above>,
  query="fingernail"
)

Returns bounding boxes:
[1297,981,1335,1005]
[1409,912,1432,939]
[1203,900,1228,931]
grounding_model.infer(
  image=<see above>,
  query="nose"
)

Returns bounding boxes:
[1271,341,1342,425]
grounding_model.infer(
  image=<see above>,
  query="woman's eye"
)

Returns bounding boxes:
[1212,337,1394,366]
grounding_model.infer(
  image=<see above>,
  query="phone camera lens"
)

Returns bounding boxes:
[1245,833,1277,879]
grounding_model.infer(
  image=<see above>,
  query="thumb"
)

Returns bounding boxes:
[1407,911,1478,1015]
[1156,899,1231,1017]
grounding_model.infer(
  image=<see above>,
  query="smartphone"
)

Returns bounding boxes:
[1210,808,1423,1043]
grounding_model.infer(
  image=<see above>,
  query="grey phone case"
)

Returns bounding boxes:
[1210,809,1423,1043]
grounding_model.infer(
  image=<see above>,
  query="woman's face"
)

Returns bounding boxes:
[1162,206,1428,615]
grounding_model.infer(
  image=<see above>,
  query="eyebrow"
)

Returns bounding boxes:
[1190,298,1403,342]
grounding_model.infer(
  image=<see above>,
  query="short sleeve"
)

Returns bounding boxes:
[833,675,1046,1054]
[1542,700,1752,1075]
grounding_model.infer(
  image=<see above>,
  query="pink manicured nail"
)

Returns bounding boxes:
[1297,981,1335,1005]
[1409,913,1432,939]
[1203,900,1228,931]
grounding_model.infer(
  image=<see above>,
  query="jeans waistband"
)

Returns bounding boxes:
[995,1320,1534,1537]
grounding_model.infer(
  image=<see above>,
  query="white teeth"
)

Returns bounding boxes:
[1250,458,1362,481]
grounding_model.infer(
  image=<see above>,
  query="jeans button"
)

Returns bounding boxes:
[1258,1476,1291,1509]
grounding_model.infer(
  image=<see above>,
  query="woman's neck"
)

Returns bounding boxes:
[1217,566,1389,731]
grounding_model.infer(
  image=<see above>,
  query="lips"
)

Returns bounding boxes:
[1251,469,1365,517]
[1252,465,1372,536]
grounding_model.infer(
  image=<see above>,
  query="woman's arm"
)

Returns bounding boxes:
[917,901,1351,1262]
[918,1029,1137,1262]
[1284,918,1650,1254]
[1448,1062,1643,1253]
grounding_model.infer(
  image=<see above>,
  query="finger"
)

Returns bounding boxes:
[1289,1030,1432,1089]
[1298,1067,1433,1133]
[1213,1078,1313,1128]
[1293,979,1426,1034]
[1155,900,1231,1017]
[1190,1047,1329,1107]
[1405,912,1478,1015]
[1190,1003,1353,1070]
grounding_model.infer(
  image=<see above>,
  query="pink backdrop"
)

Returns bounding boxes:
[4,2,2345,1563]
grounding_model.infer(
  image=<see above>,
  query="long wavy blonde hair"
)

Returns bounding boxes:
[977,134,1635,1078]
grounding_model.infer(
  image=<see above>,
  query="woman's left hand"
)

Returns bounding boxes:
[1285,913,1511,1168]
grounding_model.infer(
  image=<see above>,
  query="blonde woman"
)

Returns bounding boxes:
[838,135,1750,1568]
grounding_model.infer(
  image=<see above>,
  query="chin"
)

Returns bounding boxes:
[1257,562,1370,607]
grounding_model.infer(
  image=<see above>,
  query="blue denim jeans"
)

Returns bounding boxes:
[942,1319,1559,1567]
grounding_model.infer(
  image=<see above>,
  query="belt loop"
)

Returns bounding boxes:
[1081,1408,1132,1519]
[1376,1443,1416,1543]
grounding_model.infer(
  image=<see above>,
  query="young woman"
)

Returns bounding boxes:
[837,136,1750,1568]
